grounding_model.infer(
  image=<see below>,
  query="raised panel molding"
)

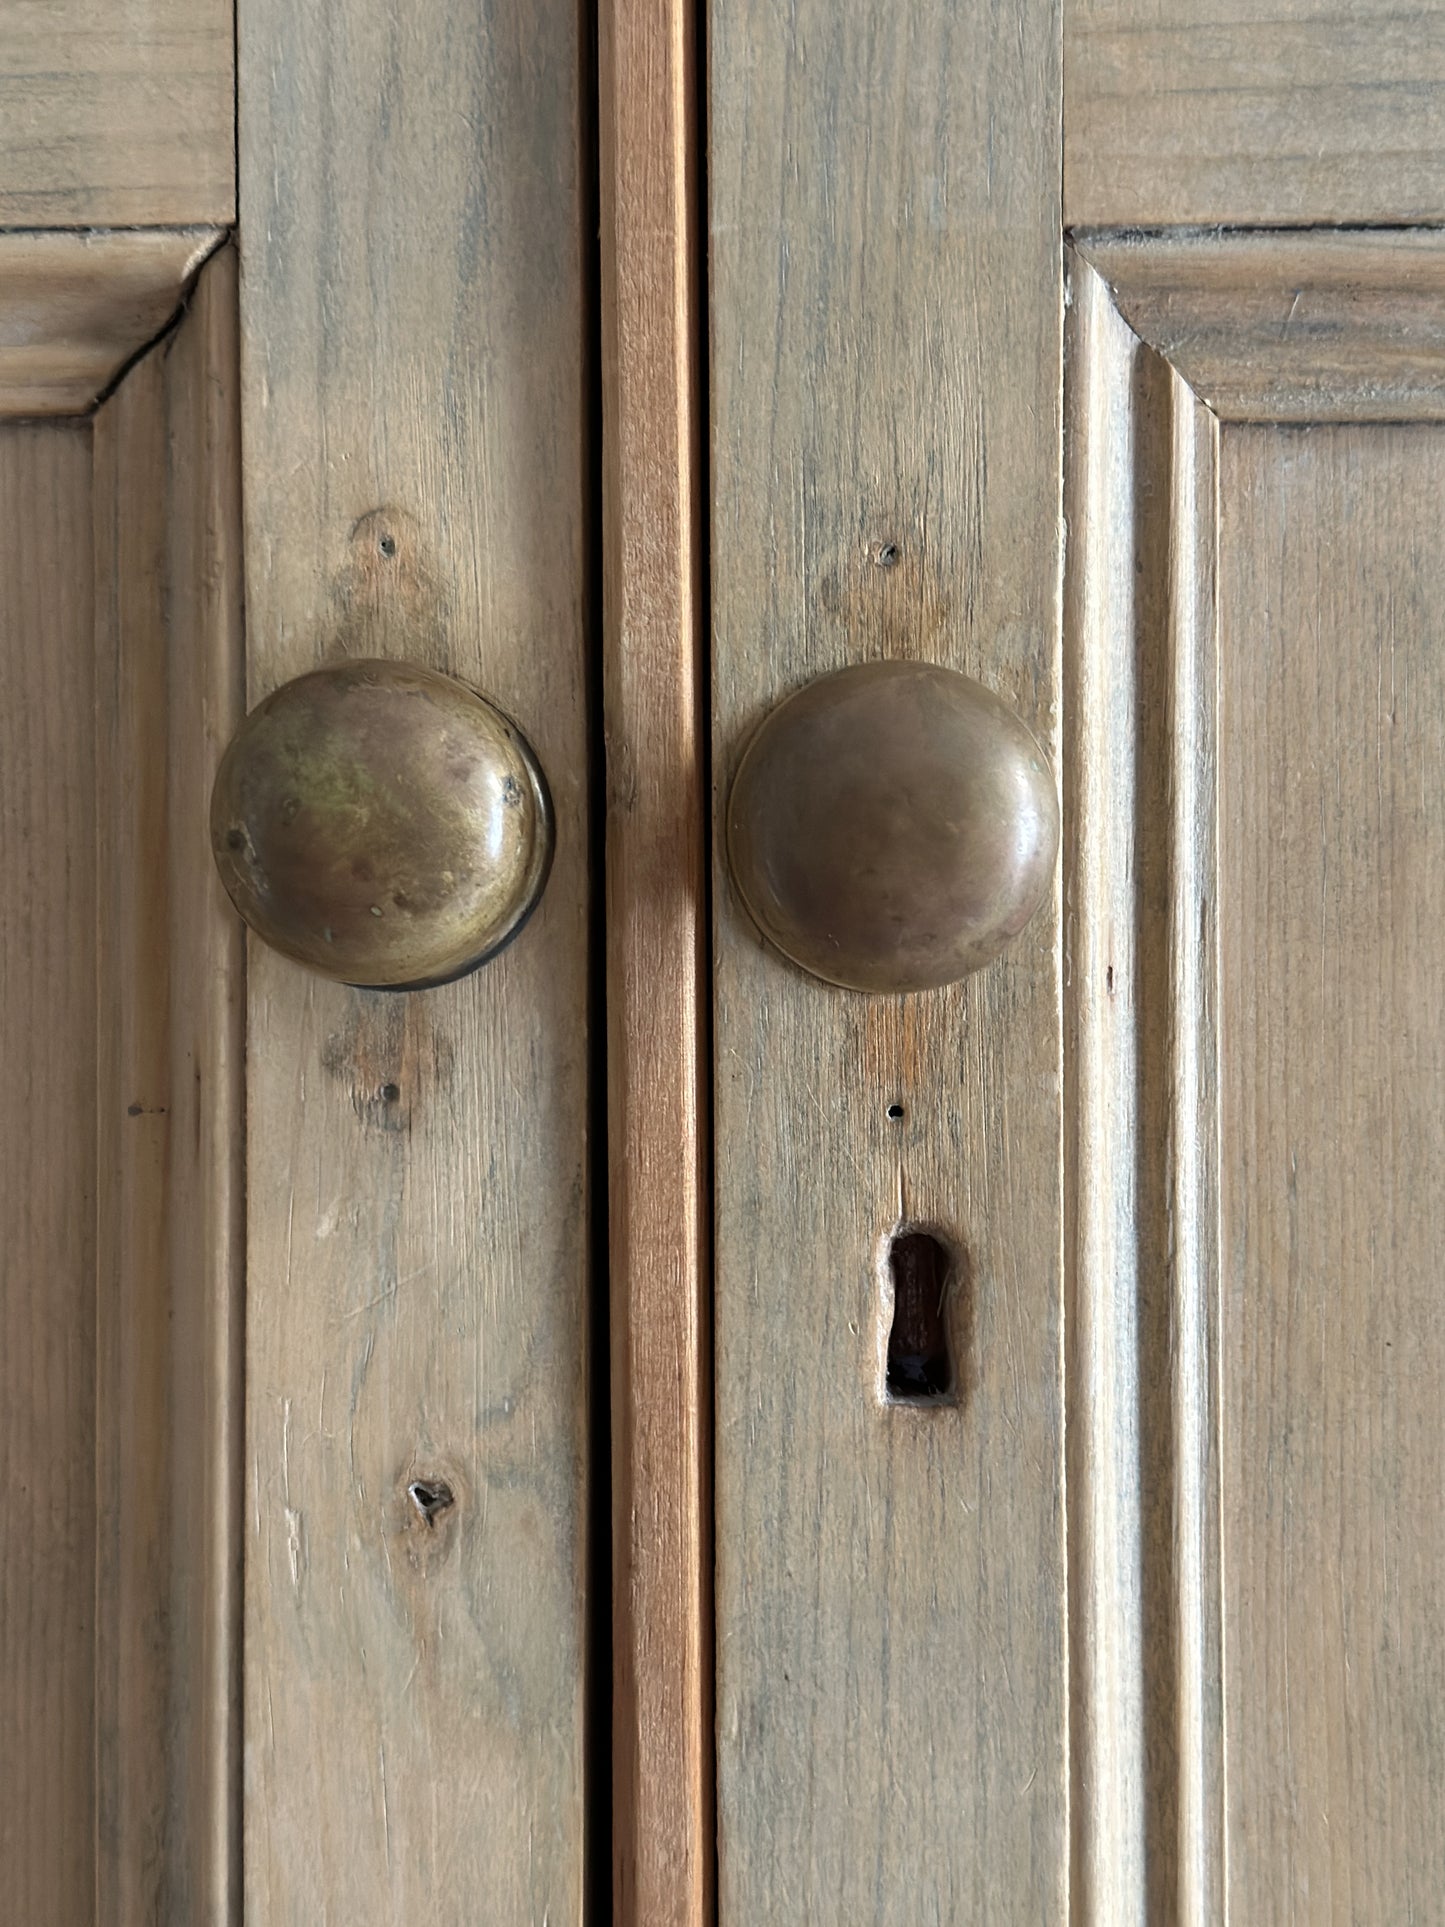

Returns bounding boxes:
[1065,230,1445,1922]
[0,229,225,417]
[1064,250,1224,1925]
[1074,229,1445,423]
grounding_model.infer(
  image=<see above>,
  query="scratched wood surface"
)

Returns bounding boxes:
[93,249,244,1926]
[0,0,233,225]
[1066,0,1445,225]
[1217,421,1445,1922]
[708,0,1065,1917]
[0,426,95,1927]
[599,0,712,1919]
[237,0,594,1917]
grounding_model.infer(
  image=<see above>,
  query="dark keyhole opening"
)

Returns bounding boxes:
[885,1230,953,1402]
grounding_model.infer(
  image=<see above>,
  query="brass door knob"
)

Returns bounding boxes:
[727,661,1058,992]
[210,660,552,989]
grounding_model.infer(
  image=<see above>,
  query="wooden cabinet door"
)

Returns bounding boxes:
[1,4,595,1923]
[4,1,1444,1923]
[695,4,1445,1924]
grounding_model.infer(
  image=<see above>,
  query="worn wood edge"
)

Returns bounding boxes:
[1163,356,1225,1927]
[94,310,170,1927]
[1074,228,1445,423]
[92,243,244,1924]
[1063,250,1225,1924]
[599,0,714,1917]
[0,227,225,418]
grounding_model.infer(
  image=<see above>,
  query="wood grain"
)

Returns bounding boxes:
[0,228,223,419]
[93,247,244,1927]
[599,0,712,1919]
[1218,422,1445,1923]
[1078,229,1445,424]
[0,0,233,226]
[0,425,95,1926]
[1067,231,1445,1922]
[1066,0,1445,227]
[1063,251,1225,1925]
[237,1,594,1918]
[708,0,1065,1917]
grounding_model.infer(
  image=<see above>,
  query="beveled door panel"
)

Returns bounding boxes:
[1067,233,1445,1923]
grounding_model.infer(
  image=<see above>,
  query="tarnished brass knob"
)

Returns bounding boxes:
[210,660,552,989]
[727,661,1058,993]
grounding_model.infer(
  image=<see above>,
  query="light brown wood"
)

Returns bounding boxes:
[236,1,594,1918]
[93,246,244,1927]
[0,0,233,226]
[1064,251,1225,1925]
[1066,0,1445,227]
[708,0,1065,1916]
[1218,420,1445,1923]
[1078,229,1445,423]
[0,424,95,1927]
[0,228,224,418]
[598,0,712,1919]
[1065,233,1445,1923]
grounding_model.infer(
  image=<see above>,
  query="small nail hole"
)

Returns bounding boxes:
[875,541,901,569]
[885,1230,952,1402]
[886,1103,905,1121]
[380,1082,401,1104]
[379,534,397,557]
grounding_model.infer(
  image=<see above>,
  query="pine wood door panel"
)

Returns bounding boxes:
[1218,422,1445,1923]
[1067,233,1445,1923]
[0,256,242,1927]
[708,1,1066,1917]
[236,0,595,1917]
[0,424,97,1927]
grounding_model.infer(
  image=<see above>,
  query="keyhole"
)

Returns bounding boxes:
[885,1230,953,1402]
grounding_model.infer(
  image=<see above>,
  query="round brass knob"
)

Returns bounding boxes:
[210,660,552,989]
[727,661,1058,993]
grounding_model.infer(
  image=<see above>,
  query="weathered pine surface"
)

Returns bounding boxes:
[93,249,245,1927]
[1064,255,1226,1925]
[0,426,96,1927]
[709,0,1066,1918]
[1218,421,1445,1922]
[1065,233,1445,1924]
[1066,0,1445,225]
[0,0,233,225]
[0,228,223,416]
[237,0,594,1918]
